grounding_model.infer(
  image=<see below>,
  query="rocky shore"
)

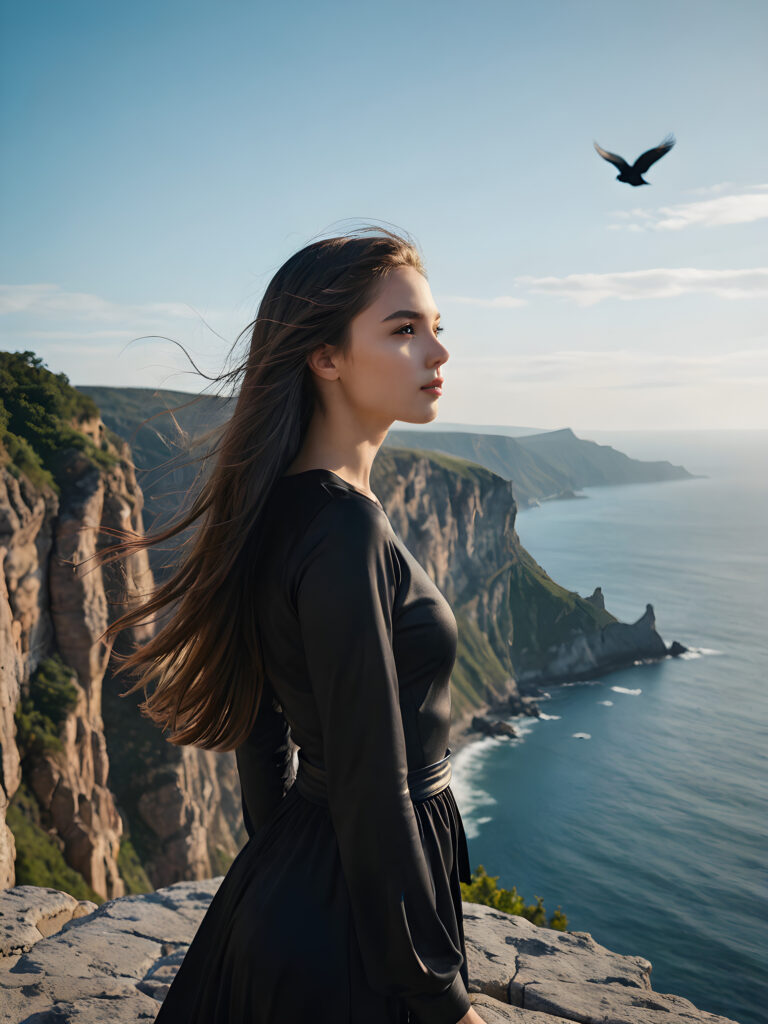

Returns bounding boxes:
[0,881,740,1023]
[450,693,539,759]
[448,598,687,762]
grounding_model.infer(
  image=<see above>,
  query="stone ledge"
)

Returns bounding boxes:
[463,904,737,1023]
[0,882,741,1024]
[0,885,97,957]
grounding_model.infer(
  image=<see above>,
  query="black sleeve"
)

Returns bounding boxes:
[235,677,295,839]
[293,496,470,1024]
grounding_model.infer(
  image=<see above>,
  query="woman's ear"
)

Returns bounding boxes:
[307,343,342,383]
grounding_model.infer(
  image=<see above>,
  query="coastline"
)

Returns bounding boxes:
[447,620,687,766]
[449,692,537,761]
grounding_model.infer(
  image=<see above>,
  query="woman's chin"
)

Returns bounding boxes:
[397,406,441,425]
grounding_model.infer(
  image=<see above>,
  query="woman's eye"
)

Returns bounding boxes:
[395,323,444,335]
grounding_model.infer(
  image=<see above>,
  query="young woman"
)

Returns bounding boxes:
[100,226,485,1023]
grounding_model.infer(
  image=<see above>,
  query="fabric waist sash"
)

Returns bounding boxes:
[295,746,453,805]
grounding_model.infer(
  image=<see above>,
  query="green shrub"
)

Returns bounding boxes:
[0,426,55,490]
[461,864,567,930]
[0,349,119,492]
[14,655,80,759]
[117,836,153,894]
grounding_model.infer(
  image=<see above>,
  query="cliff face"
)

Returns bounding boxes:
[373,447,523,721]
[0,412,248,896]
[514,602,668,687]
[1,395,672,900]
[0,472,30,886]
[105,728,245,888]
[0,418,154,898]
[372,446,659,726]
[385,425,696,509]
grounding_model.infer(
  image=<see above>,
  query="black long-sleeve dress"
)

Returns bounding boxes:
[152,468,473,1024]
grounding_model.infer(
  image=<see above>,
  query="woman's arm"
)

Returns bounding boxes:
[293,495,472,1024]
[457,1008,486,1023]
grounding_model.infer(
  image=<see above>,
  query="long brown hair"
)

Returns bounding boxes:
[93,224,425,752]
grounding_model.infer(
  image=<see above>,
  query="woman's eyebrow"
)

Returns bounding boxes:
[380,309,441,322]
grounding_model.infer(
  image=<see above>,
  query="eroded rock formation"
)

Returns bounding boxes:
[0,418,154,898]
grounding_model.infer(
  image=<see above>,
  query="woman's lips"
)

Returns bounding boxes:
[421,379,444,395]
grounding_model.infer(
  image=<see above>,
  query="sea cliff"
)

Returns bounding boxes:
[2,357,682,900]
[0,432,152,898]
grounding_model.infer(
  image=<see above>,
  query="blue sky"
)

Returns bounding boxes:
[1,0,766,430]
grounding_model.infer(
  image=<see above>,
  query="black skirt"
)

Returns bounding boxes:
[153,780,472,1023]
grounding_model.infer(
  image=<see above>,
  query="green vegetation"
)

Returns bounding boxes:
[6,781,104,904]
[0,350,118,492]
[9,656,99,901]
[461,864,568,930]
[12,654,153,897]
[384,443,487,483]
[117,835,153,894]
[210,844,236,877]
[450,610,513,720]
[508,544,616,662]
[14,655,81,759]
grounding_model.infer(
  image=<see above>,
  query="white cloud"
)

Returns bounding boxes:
[0,283,215,323]
[608,185,768,231]
[0,284,246,387]
[514,267,768,306]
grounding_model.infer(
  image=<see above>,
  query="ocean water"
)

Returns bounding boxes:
[450,431,768,1024]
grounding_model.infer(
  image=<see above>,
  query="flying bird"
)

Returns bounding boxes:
[593,133,676,186]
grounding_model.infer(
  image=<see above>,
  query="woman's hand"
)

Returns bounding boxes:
[456,1006,486,1024]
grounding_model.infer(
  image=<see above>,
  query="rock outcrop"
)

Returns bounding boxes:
[371,447,676,729]
[0,390,260,897]
[0,882,739,1024]
[514,602,669,688]
[0,418,154,898]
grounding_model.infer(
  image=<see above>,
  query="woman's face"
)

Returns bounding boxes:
[323,265,449,428]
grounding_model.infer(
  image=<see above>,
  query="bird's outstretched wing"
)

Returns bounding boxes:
[632,133,676,174]
[593,141,629,172]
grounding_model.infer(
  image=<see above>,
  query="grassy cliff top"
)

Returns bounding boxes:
[0,350,121,493]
